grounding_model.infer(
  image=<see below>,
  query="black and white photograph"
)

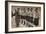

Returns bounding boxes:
[11,6,41,28]
[5,1,45,32]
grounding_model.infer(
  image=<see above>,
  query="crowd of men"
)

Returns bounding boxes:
[11,7,41,28]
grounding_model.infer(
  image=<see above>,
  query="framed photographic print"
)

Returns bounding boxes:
[5,1,45,33]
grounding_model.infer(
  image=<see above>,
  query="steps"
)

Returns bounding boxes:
[19,19,36,27]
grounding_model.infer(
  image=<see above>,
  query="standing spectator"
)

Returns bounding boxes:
[33,8,39,26]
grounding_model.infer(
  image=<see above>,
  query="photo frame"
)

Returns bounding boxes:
[5,1,45,33]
